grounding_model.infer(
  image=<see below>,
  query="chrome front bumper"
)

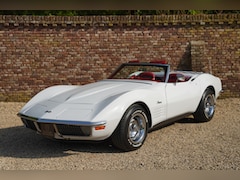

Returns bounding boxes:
[17,113,106,140]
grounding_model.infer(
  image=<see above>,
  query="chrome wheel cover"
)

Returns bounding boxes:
[204,94,215,118]
[128,110,147,146]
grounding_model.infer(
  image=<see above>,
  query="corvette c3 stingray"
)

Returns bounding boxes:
[18,61,222,151]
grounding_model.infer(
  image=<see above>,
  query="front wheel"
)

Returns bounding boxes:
[194,88,216,122]
[111,104,149,151]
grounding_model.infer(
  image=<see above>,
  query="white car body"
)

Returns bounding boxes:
[18,62,222,151]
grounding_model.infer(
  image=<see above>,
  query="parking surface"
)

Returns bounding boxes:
[0,98,239,170]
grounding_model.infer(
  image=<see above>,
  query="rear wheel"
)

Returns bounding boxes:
[194,88,215,122]
[111,104,148,151]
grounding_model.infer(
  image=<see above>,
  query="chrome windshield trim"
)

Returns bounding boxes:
[17,113,106,126]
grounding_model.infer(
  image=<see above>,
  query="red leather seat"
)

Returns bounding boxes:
[137,72,156,81]
[168,73,185,83]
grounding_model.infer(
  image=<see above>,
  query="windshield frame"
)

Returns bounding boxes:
[108,62,170,83]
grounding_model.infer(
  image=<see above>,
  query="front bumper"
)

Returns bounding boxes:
[17,113,107,141]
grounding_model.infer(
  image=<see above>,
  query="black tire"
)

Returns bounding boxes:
[111,104,149,151]
[193,88,216,122]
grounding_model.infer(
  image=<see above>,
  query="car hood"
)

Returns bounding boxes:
[21,80,156,120]
[49,79,153,104]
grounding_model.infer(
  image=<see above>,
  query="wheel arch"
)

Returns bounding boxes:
[197,85,216,109]
[131,101,152,128]
[194,85,216,122]
[205,85,216,97]
[110,101,151,151]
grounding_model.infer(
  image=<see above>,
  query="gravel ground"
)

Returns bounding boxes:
[0,98,239,170]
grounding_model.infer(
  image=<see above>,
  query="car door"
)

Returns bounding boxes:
[165,80,201,120]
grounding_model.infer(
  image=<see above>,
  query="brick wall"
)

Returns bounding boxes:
[0,14,239,101]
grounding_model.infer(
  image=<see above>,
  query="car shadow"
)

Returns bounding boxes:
[149,117,203,133]
[0,125,122,159]
[177,117,200,124]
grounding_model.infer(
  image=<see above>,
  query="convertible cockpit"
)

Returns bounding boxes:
[108,61,192,83]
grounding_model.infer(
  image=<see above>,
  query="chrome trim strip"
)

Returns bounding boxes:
[17,113,38,121]
[34,122,41,132]
[53,124,62,137]
[18,113,106,127]
[38,118,106,126]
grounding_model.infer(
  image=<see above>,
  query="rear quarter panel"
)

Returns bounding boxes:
[194,73,222,99]
[165,73,222,120]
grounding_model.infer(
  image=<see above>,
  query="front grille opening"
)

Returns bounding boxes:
[21,118,92,137]
[56,124,91,136]
[21,118,37,131]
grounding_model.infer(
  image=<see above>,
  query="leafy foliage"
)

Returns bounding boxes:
[0,10,239,16]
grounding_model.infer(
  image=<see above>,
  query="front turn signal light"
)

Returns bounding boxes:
[95,125,106,130]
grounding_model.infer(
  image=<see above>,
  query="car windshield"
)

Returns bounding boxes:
[108,63,168,82]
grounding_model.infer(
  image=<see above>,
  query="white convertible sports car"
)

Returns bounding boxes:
[18,61,222,151]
